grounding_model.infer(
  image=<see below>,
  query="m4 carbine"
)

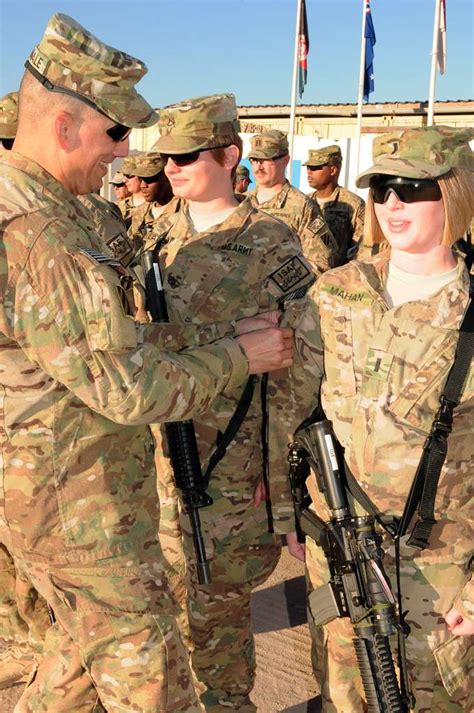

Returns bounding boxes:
[289,418,407,713]
[142,249,212,585]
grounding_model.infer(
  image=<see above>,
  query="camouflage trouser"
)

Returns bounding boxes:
[11,553,203,713]
[305,536,473,712]
[0,543,49,689]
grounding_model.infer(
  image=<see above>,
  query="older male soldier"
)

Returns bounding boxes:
[0,91,51,692]
[305,144,365,261]
[149,94,316,713]
[234,163,251,193]
[247,129,338,274]
[0,14,293,712]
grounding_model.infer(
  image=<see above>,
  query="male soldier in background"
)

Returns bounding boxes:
[118,154,145,227]
[110,169,131,201]
[247,129,339,274]
[127,151,175,252]
[0,14,293,711]
[234,163,251,193]
[150,94,314,712]
[0,90,51,692]
[305,144,365,262]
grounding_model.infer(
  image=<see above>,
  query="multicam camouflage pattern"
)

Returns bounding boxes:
[121,153,141,176]
[78,192,136,266]
[25,13,157,127]
[133,151,165,178]
[0,149,252,710]
[0,91,18,140]
[148,195,315,711]
[357,125,474,187]
[311,185,365,259]
[303,144,342,166]
[246,180,339,275]
[155,93,240,153]
[247,129,289,160]
[110,170,125,185]
[235,164,250,178]
[293,252,473,711]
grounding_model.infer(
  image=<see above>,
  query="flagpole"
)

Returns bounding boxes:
[355,0,368,179]
[288,0,303,184]
[427,0,442,126]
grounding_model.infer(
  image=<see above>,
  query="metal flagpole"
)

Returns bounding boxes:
[288,0,303,184]
[355,0,368,180]
[427,0,442,126]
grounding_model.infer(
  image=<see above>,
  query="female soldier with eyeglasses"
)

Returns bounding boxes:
[292,126,473,712]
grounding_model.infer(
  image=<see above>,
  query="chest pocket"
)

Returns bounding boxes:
[320,303,356,397]
[71,250,138,353]
[387,333,460,435]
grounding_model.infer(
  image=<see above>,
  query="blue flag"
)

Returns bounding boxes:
[363,0,376,102]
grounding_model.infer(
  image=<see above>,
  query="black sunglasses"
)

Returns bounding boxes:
[106,123,131,143]
[370,175,442,204]
[306,164,328,171]
[161,145,230,167]
[113,182,126,188]
[139,173,162,184]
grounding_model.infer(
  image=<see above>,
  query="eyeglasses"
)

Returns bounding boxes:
[370,175,442,204]
[106,123,131,143]
[161,145,230,167]
[249,154,287,164]
[122,174,135,180]
[139,173,162,184]
[113,182,126,188]
[306,164,328,171]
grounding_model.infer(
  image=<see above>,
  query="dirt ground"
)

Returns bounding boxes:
[0,544,320,712]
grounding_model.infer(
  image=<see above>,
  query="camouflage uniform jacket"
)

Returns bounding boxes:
[295,252,473,617]
[150,198,315,533]
[0,151,249,570]
[247,180,338,276]
[128,200,154,254]
[117,195,133,229]
[310,185,365,260]
[78,193,136,267]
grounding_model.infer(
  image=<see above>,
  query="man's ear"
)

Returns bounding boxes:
[282,154,290,169]
[329,165,339,179]
[53,111,75,150]
[224,144,241,170]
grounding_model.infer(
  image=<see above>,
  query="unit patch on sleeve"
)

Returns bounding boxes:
[268,255,313,296]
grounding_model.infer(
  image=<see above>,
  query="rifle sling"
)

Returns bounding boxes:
[203,375,257,487]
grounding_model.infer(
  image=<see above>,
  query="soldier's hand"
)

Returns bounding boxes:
[445,607,474,636]
[237,327,294,374]
[286,531,305,562]
[235,310,282,334]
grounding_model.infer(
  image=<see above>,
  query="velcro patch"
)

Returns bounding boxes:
[268,255,312,296]
[77,247,127,275]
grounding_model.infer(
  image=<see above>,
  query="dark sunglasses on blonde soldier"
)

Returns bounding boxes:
[370,175,442,204]
[162,145,231,167]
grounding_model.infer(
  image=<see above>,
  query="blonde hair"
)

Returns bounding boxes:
[364,168,474,248]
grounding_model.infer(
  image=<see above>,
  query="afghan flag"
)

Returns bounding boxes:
[363,0,376,102]
[298,0,310,98]
[437,0,447,75]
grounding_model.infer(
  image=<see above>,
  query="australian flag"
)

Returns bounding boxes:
[363,0,376,102]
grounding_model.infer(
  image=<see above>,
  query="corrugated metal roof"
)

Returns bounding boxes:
[237,100,474,117]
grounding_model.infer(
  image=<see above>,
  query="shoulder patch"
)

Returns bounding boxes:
[268,255,313,296]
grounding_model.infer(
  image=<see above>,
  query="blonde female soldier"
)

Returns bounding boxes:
[292,126,473,712]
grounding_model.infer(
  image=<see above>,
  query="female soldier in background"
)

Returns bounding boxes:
[294,126,473,712]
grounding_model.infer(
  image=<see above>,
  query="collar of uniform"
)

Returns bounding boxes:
[1,149,79,209]
[173,195,255,246]
[359,252,471,330]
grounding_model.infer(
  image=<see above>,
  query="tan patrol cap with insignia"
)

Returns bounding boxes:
[25,13,158,128]
[247,130,289,160]
[0,91,18,139]
[356,126,474,188]
[154,93,240,154]
[110,171,126,185]
[303,144,342,166]
[235,164,250,178]
[133,151,165,178]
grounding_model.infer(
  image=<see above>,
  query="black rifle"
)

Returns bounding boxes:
[142,250,212,585]
[289,418,407,713]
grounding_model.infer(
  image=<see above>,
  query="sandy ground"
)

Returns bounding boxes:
[0,544,320,712]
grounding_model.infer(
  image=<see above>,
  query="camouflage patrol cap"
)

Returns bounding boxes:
[110,171,126,184]
[25,13,157,128]
[133,151,165,178]
[247,130,289,160]
[121,154,141,176]
[356,126,474,188]
[154,93,240,153]
[235,164,250,178]
[0,91,18,139]
[303,144,342,166]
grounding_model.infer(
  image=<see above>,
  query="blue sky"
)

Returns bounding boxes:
[0,0,472,108]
